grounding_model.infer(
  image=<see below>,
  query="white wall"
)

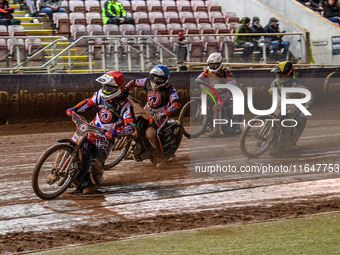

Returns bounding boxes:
[257,0,340,65]
[219,0,340,64]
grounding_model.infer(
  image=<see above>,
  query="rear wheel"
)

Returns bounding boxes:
[240,116,275,158]
[104,136,132,170]
[32,144,77,200]
[178,98,209,138]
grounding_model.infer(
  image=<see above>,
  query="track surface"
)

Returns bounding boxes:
[0,107,340,254]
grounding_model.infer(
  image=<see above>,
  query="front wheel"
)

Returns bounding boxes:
[104,136,132,170]
[32,144,77,200]
[178,98,209,138]
[240,115,275,158]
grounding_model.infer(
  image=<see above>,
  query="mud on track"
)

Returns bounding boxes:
[0,107,340,254]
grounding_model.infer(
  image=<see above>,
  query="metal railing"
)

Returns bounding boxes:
[0,32,310,73]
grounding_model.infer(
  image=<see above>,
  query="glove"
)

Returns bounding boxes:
[66,108,75,117]
[153,112,166,122]
[122,88,129,99]
[105,129,116,140]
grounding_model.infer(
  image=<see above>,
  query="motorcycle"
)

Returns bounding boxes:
[32,112,127,199]
[240,107,307,158]
[178,92,233,138]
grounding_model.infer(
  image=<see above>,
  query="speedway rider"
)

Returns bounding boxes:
[269,61,313,157]
[196,52,242,137]
[123,65,181,169]
[66,71,136,193]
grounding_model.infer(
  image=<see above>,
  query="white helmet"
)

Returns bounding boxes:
[207,52,223,73]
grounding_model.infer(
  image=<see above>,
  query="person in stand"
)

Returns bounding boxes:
[65,71,136,193]
[234,17,254,62]
[39,0,65,29]
[250,16,269,58]
[196,52,242,137]
[264,17,290,62]
[323,0,340,25]
[0,0,20,26]
[176,32,188,71]
[123,65,181,168]
[102,0,134,25]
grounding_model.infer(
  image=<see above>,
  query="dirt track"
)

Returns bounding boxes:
[0,107,340,254]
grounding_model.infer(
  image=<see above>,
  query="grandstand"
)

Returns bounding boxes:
[0,0,338,73]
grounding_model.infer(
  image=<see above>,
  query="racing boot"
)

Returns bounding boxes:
[208,127,223,138]
[83,158,104,194]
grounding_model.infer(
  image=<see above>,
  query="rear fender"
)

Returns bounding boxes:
[57,139,77,147]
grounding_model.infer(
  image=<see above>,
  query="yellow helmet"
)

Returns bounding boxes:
[271,61,294,77]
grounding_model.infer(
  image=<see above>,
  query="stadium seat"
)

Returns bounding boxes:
[194,12,209,20]
[228,23,240,30]
[209,6,222,13]
[69,0,86,14]
[70,24,88,46]
[226,17,240,24]
[225,12,237,19]
[191,1,205,11]
[85,0,101,13]
[87,24,104,35]
[146,0,161,12]
[86,13,102,25]
[151,23,167,34]
[119,24,136,35]
[198,23,213,31]
[60,0,69,13]
[131,1,147,12]
[213,23,228,32]
[164,12,179,23]
[212,17,226,24]
[202,29,219,56]
[133,11,148,23]
[0,39,8,62]
[167,23,182,33]
[121,0,131,7]
[136,23,152,35]
[154,30,171,49]
[8,25,27,36]
[186,29,204,62]
[176,1,192,12]
[182,23,197,32]
[70,12,86,26]
[179,12,194,22]
[0,25,9,36]
[53,13,70,34]
[103,24,120,35]
[25,38,44,60]
[148,12,164,23]
[162,1,177,12]
[7,38,26,62]
[209,12,224,22]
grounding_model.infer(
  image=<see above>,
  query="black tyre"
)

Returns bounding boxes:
[104,137,132,170]
[240,115,275,158]
[178,98,209,138]
[32,144,77,200]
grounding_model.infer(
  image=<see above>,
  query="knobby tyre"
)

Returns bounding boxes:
[104,137,132,170]
[240,115,274,158]
[32,144,76,200]
[178,98,209,138]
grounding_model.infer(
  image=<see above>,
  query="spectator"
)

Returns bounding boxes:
[176,32,188,70]
[234,17,254,62]
[323,0,340,24]
[297,0,323,13]
[0,0,20,26]
[102,0,134,25]
[26,0,39,23]
[39,0,66,28]
[250,17,268,53]
[264,17,290,62]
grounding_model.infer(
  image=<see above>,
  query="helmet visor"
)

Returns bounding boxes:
[102,84,118,95]
[150,74,167,86]
[208,62,221,70]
